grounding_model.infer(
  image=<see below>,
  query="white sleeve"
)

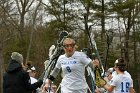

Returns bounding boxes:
[130,78,133,87]
[110,77,117,87]
[80,52,92,66]
[55,56,62,69]
[124,71,131,78]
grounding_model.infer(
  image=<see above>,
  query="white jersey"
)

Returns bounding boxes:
[112,71,131,78]
[110,74,133,93]
[55,51,92,90]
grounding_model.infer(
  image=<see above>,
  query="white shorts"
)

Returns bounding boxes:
[61,86,87,93]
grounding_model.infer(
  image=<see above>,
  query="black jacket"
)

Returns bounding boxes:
[3,60,43,93]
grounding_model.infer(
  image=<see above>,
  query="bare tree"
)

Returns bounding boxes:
[14,0,35,40]
[26,0,43,62]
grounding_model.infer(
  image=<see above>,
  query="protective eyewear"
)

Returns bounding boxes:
[63,44,75,49]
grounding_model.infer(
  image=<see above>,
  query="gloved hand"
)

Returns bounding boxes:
[37,79,43,87]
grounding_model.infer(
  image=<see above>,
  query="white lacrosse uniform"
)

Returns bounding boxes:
[110,73,133,93]
[55,51,92,92]
[112,71,131,78]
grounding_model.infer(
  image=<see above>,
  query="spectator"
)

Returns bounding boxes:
[26,64,38,84]
[3,52,43,93]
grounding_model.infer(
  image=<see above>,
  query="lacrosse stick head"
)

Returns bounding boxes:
[95,67,106,87]
[58,31,69,44]
[49,45,55,59]
[44,60,49,70]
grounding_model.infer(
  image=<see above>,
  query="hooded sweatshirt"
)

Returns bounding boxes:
[3,60,43,93]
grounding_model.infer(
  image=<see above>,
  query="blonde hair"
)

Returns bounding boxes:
[63,38,75,45]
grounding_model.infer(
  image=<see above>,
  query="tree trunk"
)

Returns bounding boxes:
[101,0,105,41]
[0,44,4,93]
[133,24,137,64]
[26,0,41,63]
[124,29,129,70]
[124,8,131,71]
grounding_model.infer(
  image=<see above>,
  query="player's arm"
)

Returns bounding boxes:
[103,85,114,92]
[49,67,60,80]
[87,59,99,69]
[43,67,60,91]
[129,79,135,93]
[129,87,134,93]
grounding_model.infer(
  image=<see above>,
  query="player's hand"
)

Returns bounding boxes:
[43,83,49,92]
[93,59,99,67]
[95,89,101,93]
[42,79,51,92]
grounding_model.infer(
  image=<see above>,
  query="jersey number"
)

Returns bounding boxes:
[66,66,71,72]
[121,82,130,92]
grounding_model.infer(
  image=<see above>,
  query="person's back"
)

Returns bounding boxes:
[112,70,131,78]
[110,73,133,93]
[3,61,25,93]
[103,58,133,93]
[3,52,43,93]
[3,62,29,93]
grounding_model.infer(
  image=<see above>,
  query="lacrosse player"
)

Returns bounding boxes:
[43,38,99,93]
[103,58,134,93]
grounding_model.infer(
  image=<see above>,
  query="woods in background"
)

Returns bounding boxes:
[0,0,140,93]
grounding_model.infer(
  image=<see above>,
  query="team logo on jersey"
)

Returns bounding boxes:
[62,61,77,65]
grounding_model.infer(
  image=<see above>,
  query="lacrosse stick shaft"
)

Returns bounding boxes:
[54,84,60,93]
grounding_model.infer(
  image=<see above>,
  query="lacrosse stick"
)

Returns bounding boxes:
[39,31,68,93]
[83,20,106,91]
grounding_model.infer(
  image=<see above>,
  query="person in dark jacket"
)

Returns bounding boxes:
[3,52,43,93]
